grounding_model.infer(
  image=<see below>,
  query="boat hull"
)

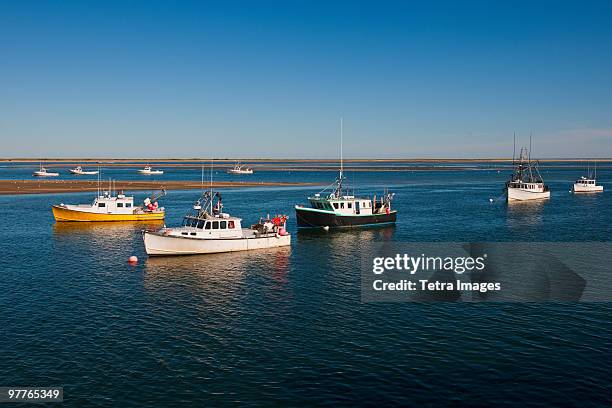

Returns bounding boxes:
[295,206,397,228]
[69,170,99,175]
[507,188,551,202]
[33,172,59,177]
[52,205,165,222]
[143,231,291,256]
[573,184,603,193]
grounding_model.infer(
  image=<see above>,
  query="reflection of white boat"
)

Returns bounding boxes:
[573,163,603,193]
[227,163,253,174]
[33,164,59,177]
[69,166,99,175]
[138,166,164,175]
[144,190,290,256]
[505,138,550,202]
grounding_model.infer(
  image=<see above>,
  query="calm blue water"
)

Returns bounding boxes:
[1,165,610,406]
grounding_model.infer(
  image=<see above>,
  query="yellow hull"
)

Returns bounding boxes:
[52,205,165,222]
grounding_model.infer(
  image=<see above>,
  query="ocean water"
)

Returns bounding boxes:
[1,164,610,406]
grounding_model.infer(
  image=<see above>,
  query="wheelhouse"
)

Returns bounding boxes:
[93,193,135,212]
[181,215,240,230]
[575,178,596,185]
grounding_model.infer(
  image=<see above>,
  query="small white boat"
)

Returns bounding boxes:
[573,163,603,193]
[227,163,253,174]
[138,166,164,175]
[505,137,550,202]
[69,166,99,175]
[33,164,59,177]
[143,190,290,256]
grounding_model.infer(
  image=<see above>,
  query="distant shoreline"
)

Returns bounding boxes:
[0,180,319,196]
[2,157,612,163]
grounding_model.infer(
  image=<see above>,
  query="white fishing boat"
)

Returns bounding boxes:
[138,166,164,175]
[505,136,550,202]
[143,190,290,256]
[69,166,99,175]
[573,163,603,193]
[227,163,254,174]
[33,163,59,177]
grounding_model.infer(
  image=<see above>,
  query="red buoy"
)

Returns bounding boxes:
[128,256,138,264]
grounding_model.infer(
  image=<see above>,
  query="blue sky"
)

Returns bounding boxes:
[1,0,612,158]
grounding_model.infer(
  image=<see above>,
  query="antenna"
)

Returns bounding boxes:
[340,117,344,179]
[210,157,214,213]
[529,132,532,162]
[512,132,516,165]
[97,165,101,197]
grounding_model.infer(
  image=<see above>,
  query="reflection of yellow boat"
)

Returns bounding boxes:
[52,190,166,222]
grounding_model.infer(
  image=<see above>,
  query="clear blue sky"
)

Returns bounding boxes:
[1,0,612,158]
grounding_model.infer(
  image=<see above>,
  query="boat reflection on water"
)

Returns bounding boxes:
[53,220,164,235]
[143,246,292,304]
[52,221,165,266]
[506,199,547,228]
[296,225,397,290]
[296,224,396,241]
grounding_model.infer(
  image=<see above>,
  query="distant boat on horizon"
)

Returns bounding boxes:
[138,166,164,175]
[227,163,253,174]
[33,163,59,177]
[69,165,99,175]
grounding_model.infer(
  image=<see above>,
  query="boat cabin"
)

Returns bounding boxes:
[91,193,136,214]
[174,214,243,238]
[507,180,548,192]
[575,177,596,185]
[308,194,384,216]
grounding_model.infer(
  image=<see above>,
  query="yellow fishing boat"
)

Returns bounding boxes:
[52,189,166,222]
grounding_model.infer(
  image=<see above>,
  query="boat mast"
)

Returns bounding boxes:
[512,132,516,166]
[210,158,214,214]
[336,117,344,197]
[528,133,534,182]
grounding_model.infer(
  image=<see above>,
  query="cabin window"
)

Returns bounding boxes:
[228,221,235,229]
[205,222,211,230]
[220,221,227,229]
[333,203,339,209]
[117,202,123,208]
[98,202,106,208]
[340,203,345,209]
[213,221,219,229]
[197,220,205,229]
[190,232,197,236]
[348,203,352,209]
[182,232,188,236]
[125,203,132,208]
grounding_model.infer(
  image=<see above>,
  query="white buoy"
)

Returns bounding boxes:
[128,255,138,264]
[489,198,494,203]
[323,226,330,231]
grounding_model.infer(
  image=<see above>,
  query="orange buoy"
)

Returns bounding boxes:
[128,256,138,264]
